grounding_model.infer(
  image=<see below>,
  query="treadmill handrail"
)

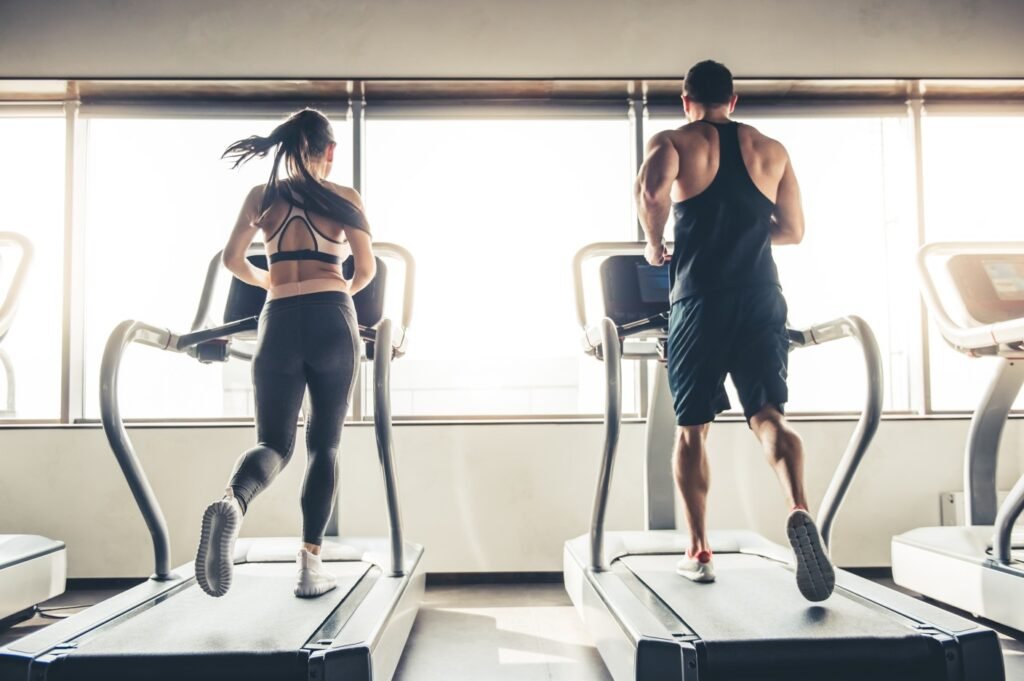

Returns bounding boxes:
[100,320,180,580]
[917,241,1024,353]
[806,315,884,549]
[590,318,622,571]
[373,318,406,577]
[0,231,34,343]
[576,242,884,566]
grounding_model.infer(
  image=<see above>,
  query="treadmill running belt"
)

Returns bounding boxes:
[71,561,370,654]
[621,554,945,679]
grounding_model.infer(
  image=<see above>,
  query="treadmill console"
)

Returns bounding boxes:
[947,254,1024,324]
[600,255,670,327]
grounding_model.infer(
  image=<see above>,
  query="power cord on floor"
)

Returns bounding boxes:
[34,603,99,620]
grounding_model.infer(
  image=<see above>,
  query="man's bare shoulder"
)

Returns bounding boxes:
[651,123,715,153]
[737,123,789,161]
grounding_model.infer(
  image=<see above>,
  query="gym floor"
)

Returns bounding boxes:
[3,578,1021,679]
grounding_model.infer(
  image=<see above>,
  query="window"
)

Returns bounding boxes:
[922,114,1024,412]
[0,116,65,419]
[9,89,1020,423]
[82,115,353,419]
[645,114,918,413]
[364,117,637,416]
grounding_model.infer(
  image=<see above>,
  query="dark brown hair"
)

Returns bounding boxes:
[683,60,734,106]
[222,108,370,233]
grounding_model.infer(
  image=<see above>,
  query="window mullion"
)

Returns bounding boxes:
[60,102,87,424]
[908,85,932,415]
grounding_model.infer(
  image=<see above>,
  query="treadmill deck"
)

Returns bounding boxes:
[70,561,370,655]
[623,553,920,642]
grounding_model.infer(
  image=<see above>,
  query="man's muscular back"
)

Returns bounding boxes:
[646,121,804,245]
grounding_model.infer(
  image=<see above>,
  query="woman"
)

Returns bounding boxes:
[194,108,375,599]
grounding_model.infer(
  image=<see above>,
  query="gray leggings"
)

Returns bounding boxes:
[227,290,359,545]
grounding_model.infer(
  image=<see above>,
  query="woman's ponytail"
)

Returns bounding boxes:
[223,109,370,233]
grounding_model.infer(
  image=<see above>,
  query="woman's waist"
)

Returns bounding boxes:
[266,277,350,301]
[263,280,354,313]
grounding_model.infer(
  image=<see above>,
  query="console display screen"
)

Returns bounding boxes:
[636,263,670,304]
[983,259,1024,301]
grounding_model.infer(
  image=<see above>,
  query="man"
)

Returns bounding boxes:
[635,60,835,602]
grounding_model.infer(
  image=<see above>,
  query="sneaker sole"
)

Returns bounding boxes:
[677,570,716,583]
[195,500,239,598]
[787,511,836,602]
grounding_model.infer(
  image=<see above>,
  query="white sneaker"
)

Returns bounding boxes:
[195,488,243,598]
[676,550,716,582]
[295,548,338,598]
[787,508,836,602]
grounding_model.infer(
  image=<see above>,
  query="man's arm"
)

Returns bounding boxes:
[772,153,805,245]
[635,132,679,264]
[222,185,272,289]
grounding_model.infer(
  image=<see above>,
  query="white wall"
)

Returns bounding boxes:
[1,0,1022,78]
[1,419,1020,578]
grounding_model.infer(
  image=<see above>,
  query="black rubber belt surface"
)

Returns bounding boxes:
[621,553,941,678]
[70,561,370,654]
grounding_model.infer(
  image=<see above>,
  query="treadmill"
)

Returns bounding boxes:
[563,242,1004,681]
[0,232,34,416]
[0,232,67,627]
[0,243,424,681]
[893,241,1024,632]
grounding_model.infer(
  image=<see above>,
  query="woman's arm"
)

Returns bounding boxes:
[332,186,376,295]
[222,185,271,289]
[346,228,376,295]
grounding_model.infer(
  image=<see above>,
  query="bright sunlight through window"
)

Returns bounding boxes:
[0,117,65,420]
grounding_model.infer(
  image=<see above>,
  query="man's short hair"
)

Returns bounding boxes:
[683,60,734,106]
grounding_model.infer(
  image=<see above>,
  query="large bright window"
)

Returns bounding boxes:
[922,114,1024,412]
[82,115,353,419]
[364,117,636,416]
[0,117,65,420]
[646,114,918,413]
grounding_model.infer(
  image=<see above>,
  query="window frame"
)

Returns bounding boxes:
[1,82,1023,424]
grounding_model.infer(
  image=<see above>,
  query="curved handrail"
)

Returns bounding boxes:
[0,232,34,343]
[917,241,1024,352]
[590,318,622,571]
[373,318,405,576]
[99,320,178,580]
[373,242,416,333]
[804,316,884,550]
[994,474,1024,564]
[0,349,15,415]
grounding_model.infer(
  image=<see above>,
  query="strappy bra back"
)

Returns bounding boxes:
[265,203,349,266]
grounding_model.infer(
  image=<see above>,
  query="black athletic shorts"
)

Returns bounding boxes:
[667,285,790,426]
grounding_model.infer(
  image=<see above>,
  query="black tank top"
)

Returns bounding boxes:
[668,121,780,303]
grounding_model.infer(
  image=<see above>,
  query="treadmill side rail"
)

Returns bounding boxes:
[315,547,425,681]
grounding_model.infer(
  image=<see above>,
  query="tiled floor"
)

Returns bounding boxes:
[3,580,1022,679]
